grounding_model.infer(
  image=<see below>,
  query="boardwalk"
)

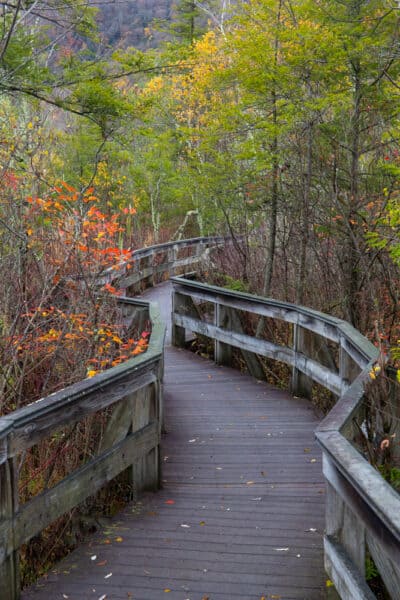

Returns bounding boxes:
[23,283,326,600]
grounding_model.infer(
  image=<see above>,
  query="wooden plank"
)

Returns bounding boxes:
[0,458,19,600]
[173,313,342,394]
[367,530,400,600]
[8,370,158,456]
[172,281,342,342]
[2,422,159,558]
[324,535,376,600]
[321,451,400,565]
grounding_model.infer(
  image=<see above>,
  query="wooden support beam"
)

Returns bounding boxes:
[0,458,19,600]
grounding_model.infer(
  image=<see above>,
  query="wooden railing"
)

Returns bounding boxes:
[171,276,400,600]
[0,236,226,600]
[102,235,227,294]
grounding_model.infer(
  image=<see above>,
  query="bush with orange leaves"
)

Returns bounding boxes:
[0,182,145,413]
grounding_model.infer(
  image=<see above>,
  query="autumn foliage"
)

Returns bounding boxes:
[1,181,147,412]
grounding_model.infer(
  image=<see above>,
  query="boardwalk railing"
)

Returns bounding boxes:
[0,236,225,600]
[103,235,227,294]
[171,276,400,600]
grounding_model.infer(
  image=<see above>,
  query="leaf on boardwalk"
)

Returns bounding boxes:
[104,572,112,579]
[97,560,107,566]
[115,536,123,542]
[181,523,190,528]
[199,521,206,526]
[91,555,97,561]
[165,499,175,505]
[274,547,289,552]
[188,439,196,443]
[246,481,254,485]
[164,589,171,593]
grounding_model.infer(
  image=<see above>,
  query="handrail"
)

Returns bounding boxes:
[0,236,227,600]
[171,276,400,600]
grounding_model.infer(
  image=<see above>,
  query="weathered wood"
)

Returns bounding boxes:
[230,308,265,380]
[131,386,158,496]
[1,423,159,559]
[324,535,376,600]
[291,325,314,399]
[366,530,400,600]
[8,369,158,456]
[98,390,140,454]
[172,292,189,348]
[173,312,342,395]
[22,341,326,600]
[0,458,19,600]
[326,481,366,576]
[322,451,400,565]
[214,304,233,366]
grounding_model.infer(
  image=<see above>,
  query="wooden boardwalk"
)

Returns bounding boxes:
[23,283,326,600]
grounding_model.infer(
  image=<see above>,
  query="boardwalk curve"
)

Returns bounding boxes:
[23,282,325,600]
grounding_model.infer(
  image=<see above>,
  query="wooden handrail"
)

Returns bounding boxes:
[0,236,227,600]
[171,276,400,600]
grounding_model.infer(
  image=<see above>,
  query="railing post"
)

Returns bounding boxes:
[339,337,352,393]
[172,291,187,348]
[131,384,159,496]
[214,303,233,366]
[167,245,178,277]
[291,323,313,399]
[323,454,368,599]
[0,454,20,600]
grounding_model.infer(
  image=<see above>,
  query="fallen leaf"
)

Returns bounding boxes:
[304,448,311,453]
[98,595,107,600]
[199,521,205,526]
[164,589,171,593]
[181,524,190,528]
[91,555,97,561]
[97,560,107,567]
[270,595,281,599]
[246,481,255,485]
[188,439,196,443]
[104,572,112,579]
[62,595,69,599]
[103,538,111,545]
[326,579,334,587]
[115,536,123,542]
[310,459,317,463]
[165,500,175,505]
[308,528,317,532]
[216,467,222,470]
[274,548,289,552]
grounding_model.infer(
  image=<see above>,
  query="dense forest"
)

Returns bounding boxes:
[0,0,400,587]
[1,0,399,405]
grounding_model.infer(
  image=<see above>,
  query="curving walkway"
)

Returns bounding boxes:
[23,283,326,600]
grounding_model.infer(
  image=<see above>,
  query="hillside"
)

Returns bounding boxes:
[93,0,173,49]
